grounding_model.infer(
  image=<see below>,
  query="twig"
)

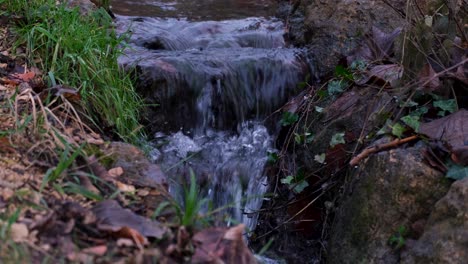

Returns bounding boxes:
[349,135,418,166]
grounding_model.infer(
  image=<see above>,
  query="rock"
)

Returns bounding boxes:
[327,146,450,264]
[65,0,97,15]
[104,142,168,189]
[400,177,468,264]
[301,0,406,75]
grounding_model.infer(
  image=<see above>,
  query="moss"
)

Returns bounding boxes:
[83,144,116,168]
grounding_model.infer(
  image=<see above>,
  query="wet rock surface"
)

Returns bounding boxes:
[285,0,406,75]
[400,176,468,264]
[116,15,308,133]
[327,146,451,264]
[279,0,400,76]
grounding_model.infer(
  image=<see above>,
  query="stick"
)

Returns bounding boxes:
[349,135,418,166]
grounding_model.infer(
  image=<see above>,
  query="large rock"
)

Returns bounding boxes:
[301,0,406,75]
[327,146,450,264]
[401,177,468,263]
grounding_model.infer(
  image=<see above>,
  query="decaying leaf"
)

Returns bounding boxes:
[419,110,468,165]
[116,181,136,192]
[418,63,441,92]
[12,71,35,82]
[347,26,402,64]
[93,200,169,240]
[10,222,29,242]
[108,167,124,177]
[192,224,257,264]
[81,245,108,256]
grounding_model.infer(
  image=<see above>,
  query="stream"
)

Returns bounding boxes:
[112,0,308,233]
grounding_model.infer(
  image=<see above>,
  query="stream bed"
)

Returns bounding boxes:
[112,0,308,232]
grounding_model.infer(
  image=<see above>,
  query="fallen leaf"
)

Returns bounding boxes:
[117,238,135,247]
[108,167,124,177]
[366,64,403,87]
[192,224,257,264]
[86,138,104,145]
[12,71,35,82]
[347,26,402,64]
[418,63,440,92]
[82,245,108,256]
[419,110,468,165]
[10,223,29,242]
[93,200,168,240]
[116,181,136,192]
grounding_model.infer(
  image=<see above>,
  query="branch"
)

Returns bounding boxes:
[349,135,419,166]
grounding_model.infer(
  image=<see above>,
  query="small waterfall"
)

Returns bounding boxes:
[115,5,308,232]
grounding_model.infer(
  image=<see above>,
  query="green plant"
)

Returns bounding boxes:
[175,169,209,227]
[294,132,314,145]
[40,133,85,191]
[280,111,299,126]
[6,0,144,144]
[281,169,309,194]
[267,151,279,164]
[329,132,345,147]
[388,225,408,250]
[446,162,468,180]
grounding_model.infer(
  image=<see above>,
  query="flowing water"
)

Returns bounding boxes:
[112,0,308,232]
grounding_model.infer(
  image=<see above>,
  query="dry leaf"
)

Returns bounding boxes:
[82,245,108,256]
[93,200,168,240]
[86,138,104,145]
[356,64,403,87]
[192,224,257,264]
[117,238,135,247]
[10,223,29,242]
[108,167,124,177]
[419,110,468,165]
[116,181,136,192]
[418,63,441,92]
[12,71,35,82]
[347,26,402,64]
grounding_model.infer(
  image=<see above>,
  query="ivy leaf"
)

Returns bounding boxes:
[267,152,279,164]
[327,80,346,95]
[392,123,406,138]
[446,164,468,180]
[317,90,328,99]
[350,60,367,71]
[411,106,428,117]
[305,132,314,143]
[293,180,309,193]
[281,112,299,126]
[330,132,345,147]
[401,115,420,132]
[314,153,326,164]
[334,65,354,81]
[281,176,294,185]
[434,99,457,116]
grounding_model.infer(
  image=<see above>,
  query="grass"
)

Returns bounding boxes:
[5,0,145,144]
[176,169,209,228]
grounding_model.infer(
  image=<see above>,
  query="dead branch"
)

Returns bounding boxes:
[349,135,418,166]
